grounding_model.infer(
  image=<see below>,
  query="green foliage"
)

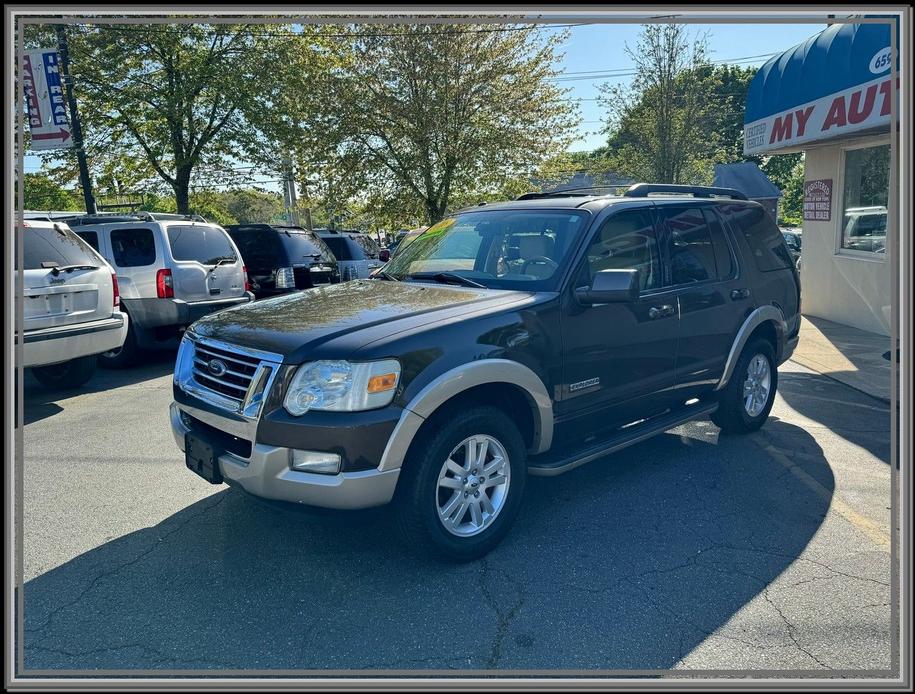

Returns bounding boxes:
[283,23,580,224]
[48,23,313,213]
[21,172,83,211]
[764,154,805,225]
[600,25,758,185]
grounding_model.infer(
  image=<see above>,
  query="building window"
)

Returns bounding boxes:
[840,144,889,255]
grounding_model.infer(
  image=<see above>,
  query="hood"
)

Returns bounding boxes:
[188,279,534,361]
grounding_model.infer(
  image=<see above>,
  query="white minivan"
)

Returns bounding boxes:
[20,220,128,388]
[71,214,253,367]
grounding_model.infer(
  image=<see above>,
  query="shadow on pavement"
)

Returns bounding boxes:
[776,369,891,464]
[22,350,177,426]
[22,419,833,672]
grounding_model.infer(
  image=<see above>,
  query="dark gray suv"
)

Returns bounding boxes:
[171,184,801,561]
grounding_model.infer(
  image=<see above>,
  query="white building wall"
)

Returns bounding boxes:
[799,134,892,336]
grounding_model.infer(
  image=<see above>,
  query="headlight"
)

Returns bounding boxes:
[284,359,401,415]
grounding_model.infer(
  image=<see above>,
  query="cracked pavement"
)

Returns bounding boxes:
[18,357,894,674]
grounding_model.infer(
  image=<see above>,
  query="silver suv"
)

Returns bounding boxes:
[71,215,253,367]
[19,220,127,388]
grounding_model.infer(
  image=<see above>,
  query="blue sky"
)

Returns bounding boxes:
[556,22,827,151]
[23,21,826,185]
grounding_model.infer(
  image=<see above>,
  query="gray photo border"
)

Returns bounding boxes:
[5,4,912,690]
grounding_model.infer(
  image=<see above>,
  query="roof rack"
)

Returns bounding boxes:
[516,186,622,201]
[623,183,748,200]
[66,211,208,226]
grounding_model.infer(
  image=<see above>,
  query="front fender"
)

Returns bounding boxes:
[376,359,554,472]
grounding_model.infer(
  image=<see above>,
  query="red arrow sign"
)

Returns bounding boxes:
[32,128,71,142]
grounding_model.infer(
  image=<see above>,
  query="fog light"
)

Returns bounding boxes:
[290,450,342,474]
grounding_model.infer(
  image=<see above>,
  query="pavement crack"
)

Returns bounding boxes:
[478,557,524,669]
[26,493,229,639]
[762,587,832,669]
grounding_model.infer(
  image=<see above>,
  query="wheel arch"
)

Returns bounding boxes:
[377,359,554,472]
[715,305,787,392]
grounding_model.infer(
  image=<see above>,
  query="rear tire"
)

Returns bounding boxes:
[393,405,527,563]
[98,317,139,369]
[711,338,778,434]
[31,355,97,390]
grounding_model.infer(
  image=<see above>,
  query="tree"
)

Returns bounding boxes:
[284,23,579,225]
[223,189,284,225]
[600,24,713,184]
[22,172,82,211]
[55,23,308,214]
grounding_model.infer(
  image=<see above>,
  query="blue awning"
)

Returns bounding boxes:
[743,20,897,155]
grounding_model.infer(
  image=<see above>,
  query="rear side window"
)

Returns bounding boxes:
[658,206,717,284]
[23,225,101,270]
[110,228,156,267]
[719,204,793,272]
[320,235,364,261]
[167,225,237,263]
[703,208,736,279]
[76,230,100,252]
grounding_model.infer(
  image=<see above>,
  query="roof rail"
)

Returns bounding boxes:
[516,189,609,201]
[623,183,748,201]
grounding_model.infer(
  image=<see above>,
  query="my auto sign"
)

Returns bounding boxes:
[744,72,897,156]
[22,48,73,151]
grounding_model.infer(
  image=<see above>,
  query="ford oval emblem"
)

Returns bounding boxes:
[207,358,228,378]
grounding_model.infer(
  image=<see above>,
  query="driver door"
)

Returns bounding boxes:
[557,207,680,438]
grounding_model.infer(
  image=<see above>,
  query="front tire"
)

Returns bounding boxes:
[394,406,527,563]
[30,355,97,390]
[711,338,778,434]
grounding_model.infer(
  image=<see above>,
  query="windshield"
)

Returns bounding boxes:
[384,209,590,290]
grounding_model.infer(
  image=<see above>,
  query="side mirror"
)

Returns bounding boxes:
[575,269,640,305]
[379,249,391,262]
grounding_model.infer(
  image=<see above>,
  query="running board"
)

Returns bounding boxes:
[528,401,719,477]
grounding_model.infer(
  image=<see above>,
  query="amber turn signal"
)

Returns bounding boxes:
[367,373,398,393]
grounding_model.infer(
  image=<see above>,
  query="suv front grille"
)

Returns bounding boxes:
[191,342,260,404]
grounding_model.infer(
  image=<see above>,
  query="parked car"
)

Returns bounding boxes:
[314,229,384,280]
[171,183,800,561]
[20,220,128,388]
[72,215,253,368]
[842,206,887,253]
[225,224,340,299]
[781,228,802,270]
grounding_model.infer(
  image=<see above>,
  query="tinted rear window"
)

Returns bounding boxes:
[320,235,364,261]
[24,225,100,270]
[350,234,380,259]
[167,225,237,263]
[76,230,100,252]
[111,228,156,267]
[227,228,284,269]
[279,230,337,265]
[719,204,793,272]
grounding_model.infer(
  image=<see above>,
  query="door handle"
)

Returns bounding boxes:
[730,288,750,300]
[648,304,676,319]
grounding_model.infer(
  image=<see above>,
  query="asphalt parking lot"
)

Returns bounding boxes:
[19,354,894,674]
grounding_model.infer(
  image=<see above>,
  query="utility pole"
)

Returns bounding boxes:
[55,24,96,215]
[282,157,300,226]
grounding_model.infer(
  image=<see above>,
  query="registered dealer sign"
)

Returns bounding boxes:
[803,179,832,222]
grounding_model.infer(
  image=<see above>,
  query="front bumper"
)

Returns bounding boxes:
[22,313,128,367]
[170,402,401,509]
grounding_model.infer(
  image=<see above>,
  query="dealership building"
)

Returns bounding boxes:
[743,20,896,337]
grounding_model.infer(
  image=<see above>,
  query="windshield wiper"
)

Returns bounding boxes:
[205,256,237,267]
[372,270,400,281]
[408,272,486,288]
[41,262,99,275]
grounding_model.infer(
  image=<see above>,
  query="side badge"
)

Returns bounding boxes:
[569,377,600,392]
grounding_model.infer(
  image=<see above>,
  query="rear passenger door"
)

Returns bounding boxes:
[656,204,750,396]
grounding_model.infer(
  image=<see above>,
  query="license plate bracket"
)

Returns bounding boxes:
[185,432,224,484]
